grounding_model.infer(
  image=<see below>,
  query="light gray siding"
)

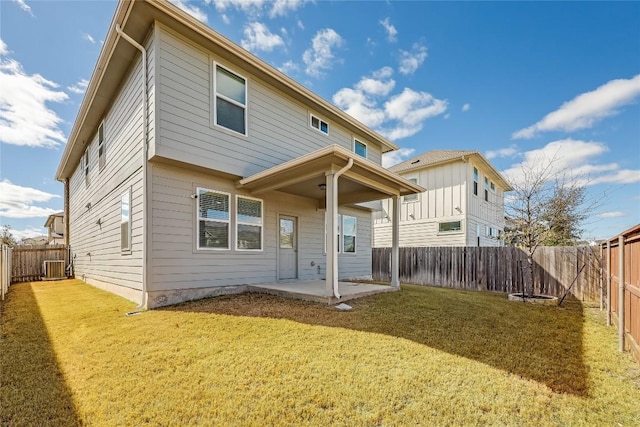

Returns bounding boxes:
[68,32,155,303]
[153,24,383,178]
[149,163,372,306]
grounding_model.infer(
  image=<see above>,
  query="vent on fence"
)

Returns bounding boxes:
[43,260,66,280]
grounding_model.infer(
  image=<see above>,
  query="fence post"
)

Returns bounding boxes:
[618,235,625,352]
[599,245,603,311]
[606,241,611,327]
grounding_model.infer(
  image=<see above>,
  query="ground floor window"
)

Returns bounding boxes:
[197,188,230,250]
[121,189,131,252]
[237,196,263,251]
[342,215,357,253]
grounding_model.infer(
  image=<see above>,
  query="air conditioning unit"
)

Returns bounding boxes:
[43,260,66,280]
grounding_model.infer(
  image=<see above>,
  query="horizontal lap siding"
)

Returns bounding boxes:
[373,220,466,248]
[155,25,384,178]
[150,163,373,290]
[68,34,155,299]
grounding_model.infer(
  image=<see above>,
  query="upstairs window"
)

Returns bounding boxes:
[98,122,106,170]
[83,149,90,187]
[310,114,329,135]
[439,221,462,233]
[121,189,131,252]
[473,167,478,196]
[342,215,357,253]
[403,177,419,202]
[490,181,495,192]
[214,65,247,135]
[484,177,489,202]
[236,196,263,251]
[354,139,367,158]
[197,188,230,250]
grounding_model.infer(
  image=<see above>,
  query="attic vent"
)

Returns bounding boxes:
[411,160,420,164]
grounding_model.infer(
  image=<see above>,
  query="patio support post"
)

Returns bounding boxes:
[325,172,337,297]
[618,235,625,352]
[391,194,400,288]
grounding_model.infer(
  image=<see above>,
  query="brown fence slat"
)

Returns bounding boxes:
[10,245,68,283]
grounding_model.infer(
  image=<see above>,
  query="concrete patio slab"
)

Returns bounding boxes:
[248,280,397,304]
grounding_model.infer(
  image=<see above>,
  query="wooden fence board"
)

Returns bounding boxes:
[11,246,69,283]
[372,246,601,301]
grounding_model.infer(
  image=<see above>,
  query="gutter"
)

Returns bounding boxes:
[331,158,354,299]
[115,24,149,310]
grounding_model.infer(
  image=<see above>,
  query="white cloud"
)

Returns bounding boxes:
[0,180,60,219]
[501,139,640,187]
[333,69,447,141]
[12,227,48,241]
[0,39,8,56]
[303,28,343,78]
[380,18,397,43]
[486,144,518,160]
[444,113,451,119]
[382,148,415,168]
[67,79,89,95]
[513,74,640,139]
[83,33,96,44]
[297,20,305,30]
[170,0,208,23]
[596,211,626,218]
[221,14,230,24]
[399,43,427,75]
[209,0,309,18]
[241,22,284,52]
[12,0,33,16]
[462,103,470,112]
[278,60,299,75]
[270,0,309,18]
[0,49,68,148]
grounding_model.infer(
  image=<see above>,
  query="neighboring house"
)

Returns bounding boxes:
[44,212,65,245]
[373,150,512,247]
[55,0,422,308]
[20,236,49,246]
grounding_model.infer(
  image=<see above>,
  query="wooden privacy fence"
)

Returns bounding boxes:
[372,246,601,302]
[11,245,69,283]
[1,244,12,302]
[603,224,640,362]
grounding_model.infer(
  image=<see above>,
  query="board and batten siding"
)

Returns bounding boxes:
[148,163,372,306]
[152,23,382,179]
[466,159,506,247]
[68,32,155,303]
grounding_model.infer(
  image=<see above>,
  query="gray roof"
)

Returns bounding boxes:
[389,150,477,173]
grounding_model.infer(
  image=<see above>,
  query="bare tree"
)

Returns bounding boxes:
[503,160,599,297]
[1,225,17,248]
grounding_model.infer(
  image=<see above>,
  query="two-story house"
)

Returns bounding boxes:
[373,150,512,247]
[55,0,422,308]
[44,212,65,245]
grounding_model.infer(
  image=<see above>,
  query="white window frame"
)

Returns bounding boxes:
[213,62,248,137]
[403,177,419,203]
[473,167,479,196]
[236,195,263,252]
[324,212,342,254]
[353,138,367,158]
[310,113,329,135]
[438,220,463,234]
[342,215,357,254]
[196,187,231,251]
[484,177,490,202]
[98,121,106,171]
[120,188,132,253]
[83,148,90,187]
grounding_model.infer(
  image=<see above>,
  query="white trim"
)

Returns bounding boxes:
[212,62,248,137]
[353,138,367,159]
[235,194,263,252]
[120,188,132,253]
[309,113,329,135]
[196,187,231,251]
[403,176,419,203]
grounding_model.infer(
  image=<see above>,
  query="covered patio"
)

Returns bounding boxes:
[238,144,424,300]
[249,280,398,304]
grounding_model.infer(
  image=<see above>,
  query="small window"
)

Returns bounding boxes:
[490,181,495,191]
[342,215,357,253]
[403,178,419,202]
[83,149,90,186]
[236,196,263,251]
[354,139,367,158]
[121,189,131,252]
[484,177,489,202]
[197,188,230,250]
[214,64,247,135]
[473,167,478,196]
[439,221,462,232]
[310,114,329,135]
[98,122,105,170]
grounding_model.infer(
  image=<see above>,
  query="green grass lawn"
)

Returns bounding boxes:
[1,280,639,426]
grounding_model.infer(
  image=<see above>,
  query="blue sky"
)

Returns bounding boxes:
[1,0,639,242]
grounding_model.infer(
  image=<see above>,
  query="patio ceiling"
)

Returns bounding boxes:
[237,145,425,206]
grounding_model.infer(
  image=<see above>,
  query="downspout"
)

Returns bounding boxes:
[116,24,149,310]
[331,158,354,299]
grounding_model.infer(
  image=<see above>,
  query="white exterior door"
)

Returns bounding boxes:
[278,215,297,280]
